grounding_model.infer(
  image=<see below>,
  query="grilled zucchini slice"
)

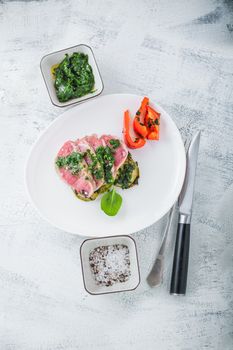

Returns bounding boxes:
[115,153,139,189]
[74,183,111,201]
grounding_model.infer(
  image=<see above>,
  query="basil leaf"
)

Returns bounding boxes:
[101,188,122,216]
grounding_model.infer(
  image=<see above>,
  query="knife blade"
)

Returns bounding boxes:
[170,131,201,295]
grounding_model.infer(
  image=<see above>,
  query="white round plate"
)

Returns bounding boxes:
[25,94,186,237]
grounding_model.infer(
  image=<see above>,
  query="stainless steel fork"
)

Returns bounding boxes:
[147,205,176,287]
[147,139,188,287]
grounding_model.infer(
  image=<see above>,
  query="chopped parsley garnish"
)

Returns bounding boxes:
[147,118,160,128]
[86,149,104,180]
[55,152,84,174]
[109,139,120,149]
[56,157,66,168]
[115,162,135,189]
[96,146,115,184]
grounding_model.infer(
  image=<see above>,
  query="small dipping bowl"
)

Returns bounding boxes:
[40,44,104,107]
[80,235,140,295]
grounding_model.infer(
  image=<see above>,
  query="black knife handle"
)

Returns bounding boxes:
[170,223,190,295]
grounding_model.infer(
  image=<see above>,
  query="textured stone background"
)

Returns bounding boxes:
[0,0,233,349]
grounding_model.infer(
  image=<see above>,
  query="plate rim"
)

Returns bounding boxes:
[25,93,186,236]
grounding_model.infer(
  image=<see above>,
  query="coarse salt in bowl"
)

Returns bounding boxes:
[80,235,140,295]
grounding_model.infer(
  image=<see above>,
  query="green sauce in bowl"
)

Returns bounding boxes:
[53,52,95,102]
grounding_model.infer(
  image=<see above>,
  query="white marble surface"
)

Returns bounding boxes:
[1,0,233,349]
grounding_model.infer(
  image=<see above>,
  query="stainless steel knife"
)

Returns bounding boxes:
[170,131,201,295]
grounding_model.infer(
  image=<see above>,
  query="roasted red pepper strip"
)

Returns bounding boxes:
[133,97,149,138]
[133,117,148,138]
[145,105,160,140]
[124,110,146,149]
[147,130,159,140]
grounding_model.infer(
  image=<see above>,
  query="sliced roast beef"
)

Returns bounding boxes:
[56,134,130,200]
[72,174,95,198]
[85,134,105,150]
[56,140,96,198]
[100,135,128,173]
[76,138,105,190]
[57,140,76,157]
[59,168,95,198]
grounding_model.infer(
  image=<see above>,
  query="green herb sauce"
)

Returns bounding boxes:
[86,149,104,180]
[115,162,135,189]
[96,146,115,184]
[54,52,95,102]
[56,152,84,175]
[109,139,120,149]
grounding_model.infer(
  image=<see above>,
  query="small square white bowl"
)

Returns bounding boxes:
[40,44,104,107]
[80,235,140,295]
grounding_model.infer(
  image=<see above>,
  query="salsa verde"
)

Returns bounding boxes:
[54,52,95,102]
